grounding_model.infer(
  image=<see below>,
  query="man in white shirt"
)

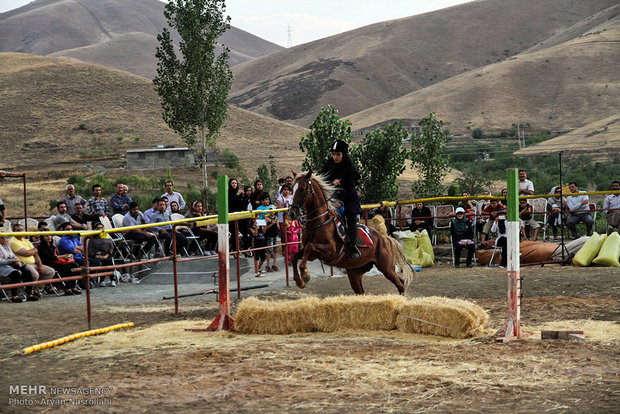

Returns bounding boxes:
[161,181,186,212]
[565,181,593,238]
[518,170,534,196]
[603,180,620,234]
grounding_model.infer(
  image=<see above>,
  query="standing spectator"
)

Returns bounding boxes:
[52,201,87,231]
[566,182,593,239]
[71,203,94,230]
[450,207,475,268]
[250,179,267,210]
[457,192,476,220]
[227,178,244,213]
[544,186,566,240]
[122,201,156,259]
[518,199,540,240]
[490,209,508,267]
[109,182,132,216]
[0,198,6,229]
[518,170,534,196]
[148,198,188,256]
[264,206,280,272]
[285,216,300,265]
[9,223,56,294]
[0,234,36,302]
[170,200,182,215]
[239,186,254,254]
[276,184,292,237]
[276,177,286,198]
[87,184,110,220]
[500,188,508,205]
[603,181,620,235]
[61,184,87,215]
[409,202,433,233]
[161,181,186,212]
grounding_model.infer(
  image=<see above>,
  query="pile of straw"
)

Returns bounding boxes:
[395,296,489,339]
[235,295,488,338]
[234,296,319,334]
[363,214,388,236]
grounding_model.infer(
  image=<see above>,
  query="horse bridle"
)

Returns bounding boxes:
[290,177,334,230]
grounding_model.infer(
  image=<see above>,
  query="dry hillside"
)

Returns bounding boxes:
[514,114,620,157]
[0,52,307,175]
[229,0,618,127]
[0,0,283,78]
[347,14,620,135]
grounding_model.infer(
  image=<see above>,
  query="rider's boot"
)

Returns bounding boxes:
[346,214,361,259]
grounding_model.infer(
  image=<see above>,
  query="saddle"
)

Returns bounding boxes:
[335,216,374,248]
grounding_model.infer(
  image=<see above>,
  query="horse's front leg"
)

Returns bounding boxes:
[298,242,337,287]
[291,248,304,288]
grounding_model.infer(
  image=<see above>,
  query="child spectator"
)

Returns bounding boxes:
[285,217,300,265]
[249,217,266,277]
[518,199,540,240]
[276,184,292,238]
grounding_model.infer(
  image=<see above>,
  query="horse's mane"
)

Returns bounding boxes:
[295,171,337,210]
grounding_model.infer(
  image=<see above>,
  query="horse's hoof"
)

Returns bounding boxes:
[301,271,310,284]
[295,278,306,289]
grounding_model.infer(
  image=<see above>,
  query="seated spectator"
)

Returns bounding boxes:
[87,184,110,219]
[490,209,508,267]
[89,222,117,287]
[61,184,87,215]
[566,181,593,239]
[37,228,80,295]
[57,222,100,269]
[9,223,55,295]
[71,203,94,230]
[122,201,156,259]
[603,180,620,235]
[185,201,217,255]
[457,192,476,220]
[170,200,182,215]
[143,197,160,224]
[52,201,87,231]
[109,182,132,216]
[518,199,540,240]
[148,198,188,256]
[0,197,6,229]
[544,186,566,240]
[450,207,475,268]
[475,190,491,238]
[162,181,186,212]
[0,234,36,302]
[480,199,505,247]
[409,202,433,233]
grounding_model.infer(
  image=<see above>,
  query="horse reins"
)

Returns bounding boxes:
[292,177,337,232]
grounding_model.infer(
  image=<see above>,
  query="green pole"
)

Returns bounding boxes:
[218,175,228,224]
[506,169,518,221]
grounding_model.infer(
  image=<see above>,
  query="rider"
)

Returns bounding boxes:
[321,140,361,259]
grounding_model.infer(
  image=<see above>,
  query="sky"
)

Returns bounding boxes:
[0,0,473,47]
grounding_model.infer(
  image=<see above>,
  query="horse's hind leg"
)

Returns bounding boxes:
[374,249,405,295]
[346,268,365,295]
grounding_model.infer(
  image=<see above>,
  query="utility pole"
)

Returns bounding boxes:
[287,25,292,48]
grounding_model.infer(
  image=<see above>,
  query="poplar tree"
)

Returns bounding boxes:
[154,0,233,207]
[410,112,450,198]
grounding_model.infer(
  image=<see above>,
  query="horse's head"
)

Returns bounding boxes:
[288,170,313,221]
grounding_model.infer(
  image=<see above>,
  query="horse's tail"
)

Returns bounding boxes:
[383,234,414,289]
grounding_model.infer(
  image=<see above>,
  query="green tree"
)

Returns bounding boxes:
[410,112,450,198]
[299,104,351,173]
[350,121,408,203]
[453,165,493,195]
[153,0,233,207]
[472,128,484,139]
[256,156,279,197]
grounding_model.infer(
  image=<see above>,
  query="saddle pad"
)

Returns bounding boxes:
[335,217,374,247]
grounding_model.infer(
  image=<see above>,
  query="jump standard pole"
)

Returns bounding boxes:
[187,175,234,332]
[496,168,532,342]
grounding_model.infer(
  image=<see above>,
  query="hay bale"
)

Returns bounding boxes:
[396,296,488,338]
[234,296,319,334]
[315,295,407,332]
[364,214,388,236]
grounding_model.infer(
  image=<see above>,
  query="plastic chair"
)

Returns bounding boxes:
[433,205,454,245]
[99,216,133,260]
[171,213,204,256]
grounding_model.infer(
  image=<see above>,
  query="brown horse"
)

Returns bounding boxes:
[288,170,413,294]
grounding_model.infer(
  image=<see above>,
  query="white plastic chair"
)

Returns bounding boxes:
[171,213,204,255]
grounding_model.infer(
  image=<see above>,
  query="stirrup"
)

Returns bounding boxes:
[347,243,361,259]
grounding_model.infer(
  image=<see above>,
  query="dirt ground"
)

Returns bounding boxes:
[0,263,618,413]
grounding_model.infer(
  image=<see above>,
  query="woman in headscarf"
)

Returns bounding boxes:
[321,140,361,259]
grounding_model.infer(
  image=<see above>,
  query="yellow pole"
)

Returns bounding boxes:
[20,322,134,355]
